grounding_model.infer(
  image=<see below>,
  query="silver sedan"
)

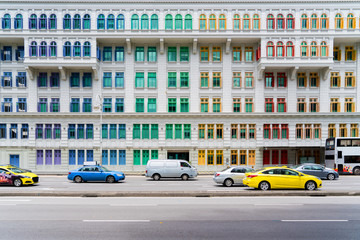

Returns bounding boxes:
[213,166,254,187]
[293,163,339,180]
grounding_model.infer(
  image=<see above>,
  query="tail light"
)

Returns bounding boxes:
[247,175,258,179]
[145,170,147,173]
[215,173,220,177]
[68,172,71,175]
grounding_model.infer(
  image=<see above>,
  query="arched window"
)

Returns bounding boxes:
[63,14,71,29]
[29,14,37,29]
[2,14,11,29]
[175,14,182,30]
[286,42,294,57]
[199,14,206,30]
[320,41,328,57]
[107,14,115,29]
[184,14,192,30]
[233,14,240,30]
[277,42,284,57]
[116,14,124,30]
[40,41,47,57]
[14,14,23,29]
[286,14,294,29]
[267,14,275,29]
[73,41,81,57]
[267,42,274,57]
[63,41,71,57]
[209,14,216,30]
[141,14,149,30]
[73,14,81,29]
[347,13,355,29]
[243,14,250,29]
[131,14,139,30]
[311,14,318,29]
[83,14,91,29]
[310,41,318,57]
[50,41,57,57]
[253,14,260,29]
[335,13,343,29]
[151,14,158,30]
[30,41,37,57]
[165,14,173,30]
[219,14,226,30]
[320,14,328,29]
[97,14,105,29]
[301,42,308,57]
[83,41,91,57]
[49,14,57,29]
[39,14,47,29]
[301,14,308,29]
[277,14,284,29]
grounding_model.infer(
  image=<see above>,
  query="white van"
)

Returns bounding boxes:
[145,159,197,180]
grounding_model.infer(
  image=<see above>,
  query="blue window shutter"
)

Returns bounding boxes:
[1,103,4,112]
[16,102,19,112]
[63,45,65,57]
[1,77,4,87]
[1,50,3,61]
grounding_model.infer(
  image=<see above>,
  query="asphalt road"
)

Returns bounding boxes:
[1,175,360,193]
[0,196,359,240]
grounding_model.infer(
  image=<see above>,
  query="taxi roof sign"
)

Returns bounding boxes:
[83,161,97,166]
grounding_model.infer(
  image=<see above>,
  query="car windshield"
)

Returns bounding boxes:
[220,167,231,172]
[99,166,110,172]
[7,167,27,173]
[291,165,301,169]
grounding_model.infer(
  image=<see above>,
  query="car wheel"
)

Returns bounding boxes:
[106,176,116,183]
[223,178,233,187]
[13,178,22,187]
[153,174,161,181]
[327,173,335,180]
[305,181,317,191]
[353,167,360,175]
[259,181,270,191]
[181,174,189,181]
[74,176,83,183]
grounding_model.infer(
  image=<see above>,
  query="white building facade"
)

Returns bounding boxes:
[0,0,359,173]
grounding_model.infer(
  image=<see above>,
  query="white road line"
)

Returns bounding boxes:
[281,220,348,222]
[0,200,31,202]
[83,220,150,223]
[255,204,304,206]
[110,204,158,207]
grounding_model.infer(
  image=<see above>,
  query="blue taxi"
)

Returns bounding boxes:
[68,164,125,183]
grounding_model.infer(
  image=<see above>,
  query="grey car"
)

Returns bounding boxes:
[213,166,254,187]
[293,163,339,180]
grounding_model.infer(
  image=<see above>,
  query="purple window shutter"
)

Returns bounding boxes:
[37,150,43,165]
[37,76,40,87]
[54,150,61,165]
[50,102,53,112]
[45,150,52,165]
[29,46,31,56]
[50,76,53,87]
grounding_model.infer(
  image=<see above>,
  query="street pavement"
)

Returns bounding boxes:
[1,175,360,197]
[0,196,359,240]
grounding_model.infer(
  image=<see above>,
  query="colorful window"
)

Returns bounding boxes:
[233,14,240,30]
[233,72,241,88]
[330,98,340,112]
[265,98,274,112]
[200,72,209,88]
[297,98,306,112]
[297,73,307,87]
[213,98,221,112]
[200,98,209,112]
[245,98,253,112]
[345,72,355,87]
[200,47,209,61]
[330,72,340,88]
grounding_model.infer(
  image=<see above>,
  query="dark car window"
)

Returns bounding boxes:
[282,169,299,176]
[0,169,6,174]
[180,162,190,168]
[312,165,323,171]
[231,168,243,173]
[303,165,312,170]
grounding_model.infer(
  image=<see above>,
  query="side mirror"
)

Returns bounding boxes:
[299,173,304,177]
[5,172,10,175]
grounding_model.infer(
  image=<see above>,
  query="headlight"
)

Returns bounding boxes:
[20,175,31,179]
[116,174,123,177]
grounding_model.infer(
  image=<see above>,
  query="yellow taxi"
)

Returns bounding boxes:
[0,165,39,186]
[243,166,322,191]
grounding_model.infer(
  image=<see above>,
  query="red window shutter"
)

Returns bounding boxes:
[272,150,279,165]
[284,101,287,112]
[284,76,287,87]
[263,150,270,165]
[271,76,275,87]
[271,101,274,112]
[281,150,288,164]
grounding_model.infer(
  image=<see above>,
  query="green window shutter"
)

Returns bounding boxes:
[110,124,117,139]
[142,124,149,139]
[142,150,149,165]
[135,72,145,88]
[180,47,189,61]
[175,124,182,139]
[180,98,189,112]
[151,150,158,159]
[147,47,157,62]
[168,72,177,87]
[151,124,158,139]
[102,124,108,139]
[168,47,177,61]
[135,98,144,112]
[180,72,189,87]
[168,98,177,112]
[184,124,191,139]
[148,98,157,112]
[166,124,173,139]
[135,47,144,61]
[133,124,140,139]
[148,72,157,88]
[133,150,141,165]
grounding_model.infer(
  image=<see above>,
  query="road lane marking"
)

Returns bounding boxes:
[282,220,348,222]
[83,220,150,223]
[255,204,304,206]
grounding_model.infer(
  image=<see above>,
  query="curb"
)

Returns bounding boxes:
[1,191,360,197]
